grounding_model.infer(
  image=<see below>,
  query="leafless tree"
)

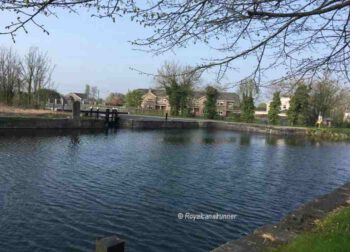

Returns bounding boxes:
[90,86,99,100]
[0,47,22,104]
[2,1,350,85]
[22,47,54,104]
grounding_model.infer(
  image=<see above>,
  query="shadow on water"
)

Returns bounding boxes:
[239,134,251,145]
[160,129,239,145]
[0,128,106,139]
[264,134,321,146]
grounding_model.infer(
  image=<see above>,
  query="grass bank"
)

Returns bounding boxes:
[0,105,69,118]
[308,128,350,141]
[269,206,350,252]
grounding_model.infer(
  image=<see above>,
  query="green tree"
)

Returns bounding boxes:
[309,77,340,124]
[85,84,91,99]
[268,92,281,125]
[239,79,257,123]
[126,90,143,108]
[256,102,267,111]
[287,84,310,126]
[156,62,199,116]
[35,88,61,105]
[204,86,219,119]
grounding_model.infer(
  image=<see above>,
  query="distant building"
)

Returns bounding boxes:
[266,96,291,117]
[65,92,95,105]
[138,88,240,117]
[344,112,350,122]
[138,89,169,111]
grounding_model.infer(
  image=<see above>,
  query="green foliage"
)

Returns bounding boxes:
[226,113,241,122]
[126,90,143,108]
[164,81,193,116]
[256,102,267,111]
[84,84,90,99]
[35,88,61,101]
[287,84,310,126]
[270,206,350,252]
[204,86,219,119]
[239,79,257,123]
[268,92,281,125]
[156,62,198,116]
[241,95,255,122]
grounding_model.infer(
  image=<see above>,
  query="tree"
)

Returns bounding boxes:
[105,92,125,106]
[90,86,99,100]
[309,76,340,123]
[85,84,91,99]
[35,88,61,107]
[0,47,22,105]
[3,1,350,83]
[268,92,281,125]
[204,86,219,119]
[240,79,257,123]
[155,62,199,116]
[126,90,143,108]
[256,103,267,111]
[22,47,54,105]
[287,84,310,126]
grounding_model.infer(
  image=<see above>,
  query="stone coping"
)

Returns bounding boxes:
[211,182,350,252]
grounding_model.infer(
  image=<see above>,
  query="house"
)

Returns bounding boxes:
[65,92,93,105]
[138,88,240,117]
[344,112,350,122]
[266,96,291,117]
[195,92,239,117]
[137,89,170,111]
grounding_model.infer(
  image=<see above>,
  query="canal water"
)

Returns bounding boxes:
[1,129,350,252]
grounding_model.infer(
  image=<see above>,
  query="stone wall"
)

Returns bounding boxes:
[118,117,308,136]
[0,115,308,136]
[211,182,350,252]
[0,117,105,129]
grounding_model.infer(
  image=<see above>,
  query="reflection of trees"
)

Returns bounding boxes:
[265,135,310,146]
[161,130,193,145]
[265,135,278,145]
[239,135,251,145]
[69,134,80,147]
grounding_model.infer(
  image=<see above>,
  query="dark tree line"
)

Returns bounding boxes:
[2,1,350,84]
[0,46,55,107]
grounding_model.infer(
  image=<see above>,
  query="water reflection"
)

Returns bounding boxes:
[1,129,350,252]
[69,134,81,146]
[239,134,251,145]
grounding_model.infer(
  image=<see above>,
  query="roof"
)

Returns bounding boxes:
[136,88,167,97]
[135,88,239,101]
[217,92,239,101]
[72,93,88,99]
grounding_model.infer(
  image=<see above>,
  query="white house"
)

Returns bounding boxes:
[266,96,291,117]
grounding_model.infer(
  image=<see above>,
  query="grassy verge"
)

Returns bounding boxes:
[269,206,350,252]
[0,105,70,119]
[308,127,350,141]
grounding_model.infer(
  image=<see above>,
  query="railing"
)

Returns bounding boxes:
[65,107,129,128]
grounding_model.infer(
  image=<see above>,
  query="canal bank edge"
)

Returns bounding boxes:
[118,116,308,136]
[0,115,316,137]
[0,117,105,129]
[211,182,350,252]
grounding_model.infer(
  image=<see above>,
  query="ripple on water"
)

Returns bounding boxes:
[0,129,350,252]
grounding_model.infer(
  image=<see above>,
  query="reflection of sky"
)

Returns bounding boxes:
[1,129,350,252]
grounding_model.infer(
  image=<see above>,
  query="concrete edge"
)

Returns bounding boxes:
[211,182,350,252]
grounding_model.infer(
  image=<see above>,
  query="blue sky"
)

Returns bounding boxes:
[0,9,269,99]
